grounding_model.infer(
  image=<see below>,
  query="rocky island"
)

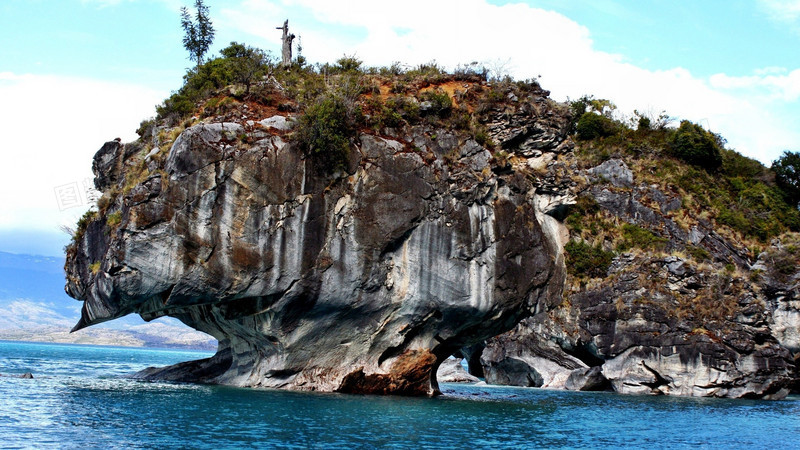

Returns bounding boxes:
[65,49,799,398]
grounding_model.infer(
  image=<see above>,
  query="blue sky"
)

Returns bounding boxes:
[527,1,797,77]
[1,0,799,256]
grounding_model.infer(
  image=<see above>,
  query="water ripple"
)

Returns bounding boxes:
[1,341,799,448]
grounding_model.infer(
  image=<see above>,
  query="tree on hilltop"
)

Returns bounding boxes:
[220,42,271,94]
[671,120,722,171]
[773,150,800,208]
[181,0,215,67]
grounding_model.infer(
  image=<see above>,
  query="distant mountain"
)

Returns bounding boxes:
[0,251,217,350]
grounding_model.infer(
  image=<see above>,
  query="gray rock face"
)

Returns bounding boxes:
[757,245,800,354]
[564,366,608,391]
[259,115,293,131]
[483,91,573,158]
[65,94,571,395]
[587,159,632,188]
[436,357,480,383]
[480,157,799,399]
[485,254,795,399]
[482,322,588,388]
[0,372,35,379]
[68,79,797,400]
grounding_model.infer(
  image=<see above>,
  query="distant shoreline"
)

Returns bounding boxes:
[0,338,216,353]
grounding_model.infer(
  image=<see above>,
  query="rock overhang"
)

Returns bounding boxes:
[65,90,572,395]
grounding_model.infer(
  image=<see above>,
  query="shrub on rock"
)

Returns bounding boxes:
[575,112,618,140]
[670,120,722,170]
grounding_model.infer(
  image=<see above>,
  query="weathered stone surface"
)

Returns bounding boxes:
[92,141,123,191]
[483,251,797,399]
[483,85,573,158]
[68,78,799,400]
[480,155,799,399]
[564,366,609,391]
[0,372,35,379]
[436,357,480,383]
[587,159,632,188]
[66,91,571,396]
[757,243,800,353]
[482,331,585,388]
[259,115,293,131]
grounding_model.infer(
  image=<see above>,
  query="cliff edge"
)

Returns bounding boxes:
[64,69,571,395]
[64,54,799,398]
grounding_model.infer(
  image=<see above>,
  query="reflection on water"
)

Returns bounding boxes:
[1,340,799,448]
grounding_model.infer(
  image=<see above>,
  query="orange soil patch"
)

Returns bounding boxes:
[199,95,291,124]
[420,80,477,111]
[422,80,466,99]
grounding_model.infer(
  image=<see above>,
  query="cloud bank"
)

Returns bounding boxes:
[0,73,165,232]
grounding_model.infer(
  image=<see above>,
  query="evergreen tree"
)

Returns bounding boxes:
[772,150,800,208]
[181,0,215,67]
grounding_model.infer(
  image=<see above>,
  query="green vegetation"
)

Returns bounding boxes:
[64,210,99,258]
[576,112,618,141]
[420,88,452,116]
[106,211,122,229]
[670,120,722,170]
[568,94,799,244]
[617,224,668,252]
[181,0,215,67]
[156,42,276,122]
[772,150,800,208]
[686,245,711,262]
[219,42,271,94]
[321,55,363,74]
[564,195,601,235]
[294,92,358,173]
[764,235,800,282]
[674,149,800,241]
[75,210,98,238]
[564,240,614,278]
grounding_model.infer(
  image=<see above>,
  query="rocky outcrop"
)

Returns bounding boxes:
[66,75,798,400]
[65,81,571,396]
[756,241,800,354]
[0,372,34,379]
[480,158,799,399]
[436,357,480,383]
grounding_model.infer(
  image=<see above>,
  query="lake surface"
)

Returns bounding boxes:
[1,340,798,448]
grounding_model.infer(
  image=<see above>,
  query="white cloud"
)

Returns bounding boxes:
[0,73,165,232]
[754,66,789,76]
[710,68,800,102]
[758,0,800,23]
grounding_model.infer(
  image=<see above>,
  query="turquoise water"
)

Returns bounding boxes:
[1,340,798,448]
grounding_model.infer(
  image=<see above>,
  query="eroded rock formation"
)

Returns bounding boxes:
[65,74,798,400]
[480,158,799,399]
[64,81,571,395]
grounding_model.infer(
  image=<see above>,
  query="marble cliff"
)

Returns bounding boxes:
[65,77,571,396]
[65,73,799,398]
